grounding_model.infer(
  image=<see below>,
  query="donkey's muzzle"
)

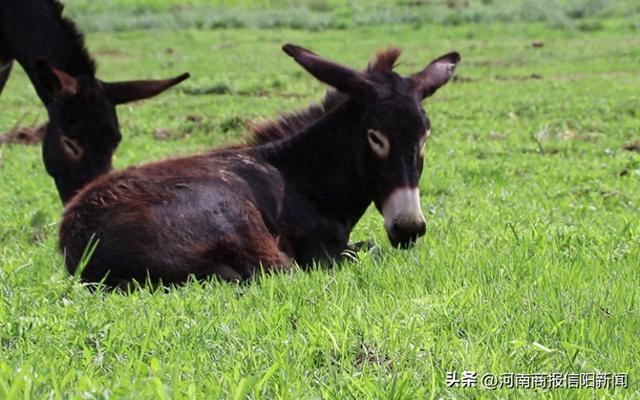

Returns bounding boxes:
[382,187,427,248]
[388,219,426,249]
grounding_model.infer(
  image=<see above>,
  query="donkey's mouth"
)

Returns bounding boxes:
[388,232,421,249]
[386,218,427,249]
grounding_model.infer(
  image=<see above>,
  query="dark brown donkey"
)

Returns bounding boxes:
[0,0,189,203]
[60,44,460,288]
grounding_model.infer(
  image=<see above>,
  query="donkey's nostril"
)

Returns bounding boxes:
[393,220,426,236]
[392,221,402,233]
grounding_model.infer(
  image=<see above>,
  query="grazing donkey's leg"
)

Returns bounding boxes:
[0,60,13,95]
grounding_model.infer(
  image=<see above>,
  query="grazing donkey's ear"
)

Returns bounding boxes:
[410,52,460,99]
[283,44,375,99]
[0,60,13,95]
[34,59,78,98]
[103,72,190,105]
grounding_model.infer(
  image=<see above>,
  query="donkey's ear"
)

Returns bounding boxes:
[0,60,14,95]
[103,72,190,105]
[411,52,460,99]
[283,44,375,99]
[34,59,78,98]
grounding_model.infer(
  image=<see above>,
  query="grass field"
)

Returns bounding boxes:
[0,0,639,398]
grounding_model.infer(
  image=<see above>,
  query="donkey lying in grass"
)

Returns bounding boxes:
[60,44,460,287]
[0,0,189,203]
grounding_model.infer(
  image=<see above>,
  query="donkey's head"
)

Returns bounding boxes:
[283,44,460,248]
[34,59,189,203]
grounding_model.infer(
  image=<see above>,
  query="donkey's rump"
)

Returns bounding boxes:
[60,153,290,285]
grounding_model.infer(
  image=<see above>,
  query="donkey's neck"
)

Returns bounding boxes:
[259,100,371,226]
[2,0,96,103]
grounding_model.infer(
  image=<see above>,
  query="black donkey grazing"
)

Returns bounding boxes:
[0,0,189,203]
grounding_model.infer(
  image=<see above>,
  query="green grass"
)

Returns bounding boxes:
[60,0,640,32]
[1,11,640,400]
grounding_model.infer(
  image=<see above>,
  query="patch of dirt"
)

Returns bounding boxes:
[534,127,598,143]
[171,4,192,12]
[575,134,599,143]
[181,115,218,136]
[571,188,623,199]
[495,73,543,81]
[94,49,126,57]
[153,127,186,141]
[215,42,237,49]
[354,342,393,370]
[402,0,430,7]
[521,147,566,156]
[622,140,640,153]
[219,116,247,133]
[29,210,49,245]
[488,131,507,140]
[560,129,577,140]
[467,59,527,68]
[237,89,273,97]
[235,89,305,99]
[186,114,204,123]
[182,84,232,96]
[546,71,633,82]
[452,75,475,83]
[0,124,46,145]
[445,0,469,8]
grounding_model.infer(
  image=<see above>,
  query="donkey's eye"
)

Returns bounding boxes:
[367,129,390,158]
[60,135,84,162]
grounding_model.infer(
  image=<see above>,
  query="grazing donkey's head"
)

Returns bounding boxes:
[283,44,460,248]
[34,60,189,203]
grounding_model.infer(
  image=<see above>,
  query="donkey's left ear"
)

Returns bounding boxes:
[34,59,78,98]
[410,52,460,99]
[283,43,375,99]
[103,72,190,105]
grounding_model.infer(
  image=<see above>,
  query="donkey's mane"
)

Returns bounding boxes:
[44,0,97,75]
[245,47,402,146]
[368,47,402,73]
[245,90,345,146]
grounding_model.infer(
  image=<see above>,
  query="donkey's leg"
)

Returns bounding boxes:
[152,212,292,284]
[340,240,380,261]
[202,228,292,282]
[0,60,13,96]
